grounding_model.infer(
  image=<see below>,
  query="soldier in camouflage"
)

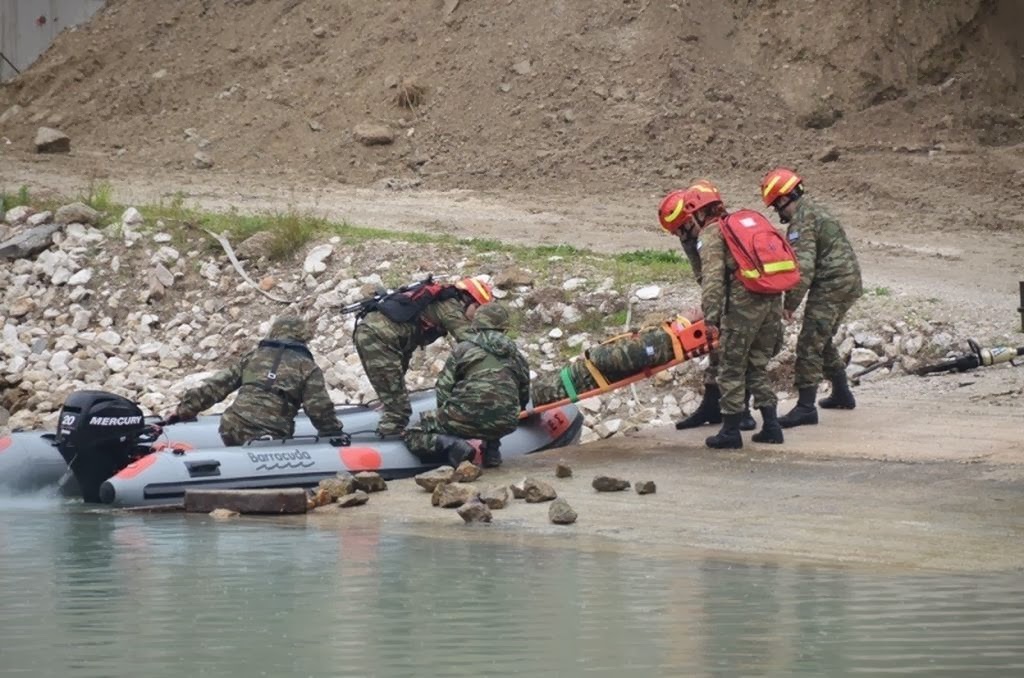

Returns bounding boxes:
[167,316,344,446]
[353,277,493,437]
[402,303,531,468]
[530,317,698,406]
[685,182,784,449]
[659,186,757,432]
[760,168,864,428]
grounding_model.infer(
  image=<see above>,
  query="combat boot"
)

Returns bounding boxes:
[434,435,476,467]
[751,405,784,444]
[705,413,744,449]
[740,391,757,431]
[819,372,856,410]
[676,384,722,429]
[778,387,819,429]
[482,440,502,468]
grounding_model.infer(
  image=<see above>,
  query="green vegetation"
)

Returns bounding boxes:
[871,286,892,297]
[77,181,116,216]
[0,185,31,212]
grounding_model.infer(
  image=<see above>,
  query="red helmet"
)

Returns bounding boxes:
[658,190,690,234]
[681,179,723,214]
[454,277,494,305]
[760,167,803,207]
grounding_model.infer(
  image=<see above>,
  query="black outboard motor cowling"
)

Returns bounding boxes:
[56,390,152,503]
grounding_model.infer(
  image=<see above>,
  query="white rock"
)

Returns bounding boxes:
[849,347,880,367]
[68,268,93,286]
[594,418,622,438]
[901,334,924,356]
[4,205,33,225]
[111,256,120,272]
[152,263,175,288]
[577,397,603,413]
[567,333,590,349]
[548,328,564,340]
[26,211,53,226]
[153,232,173,243]
[562,277,587,291]
[634,285,661,300]
[48,350,73,373]
[96,330,123,348]
[303,244,334,275]
[152,246,180,264]
[106,356,129,372]
[122,207,144,226]
[51,267,72,286]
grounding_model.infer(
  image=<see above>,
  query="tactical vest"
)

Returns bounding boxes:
[239,340,314,410]
[375,283,463,343]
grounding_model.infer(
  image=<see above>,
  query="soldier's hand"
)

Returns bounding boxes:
[328,432,352,447]
[162,412,181,425]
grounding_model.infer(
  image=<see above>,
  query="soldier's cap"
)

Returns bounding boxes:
[267,315,312,342]
[472,302,511,331]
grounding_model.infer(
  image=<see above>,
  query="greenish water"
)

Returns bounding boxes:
[1,494,1023,677]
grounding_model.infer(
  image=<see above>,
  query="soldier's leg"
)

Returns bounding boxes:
[402,410,476,467]
[354,325,412,435]
[676,350,722,430]
[706,304,762,449]
[793,293,843,390]
[819,295,859,409]
[748,299,785,444]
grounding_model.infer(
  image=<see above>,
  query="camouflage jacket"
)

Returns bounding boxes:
[436,329,531,432]
[359,297,473,355]
[177,339,342,437]
[784,198,864,312]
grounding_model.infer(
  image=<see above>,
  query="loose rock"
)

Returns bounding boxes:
[353,471,387,493]
[34,127,71,153]
[338,490,370,508]
[415,465,455,492]
[555,462,573,478]
[479,485,509,510]
[55,202,101,226]
[435,482,480,508]
[318,473,358,499]
[523,477,557,503]
[548,498,578,525]
[457,498,493,523]
[452,460,482,483]
[592,476,631,492]
[209,508,240,520]
[353,123,395,146]
[635,481,657,495]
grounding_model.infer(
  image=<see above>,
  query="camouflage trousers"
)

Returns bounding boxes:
[402,409,509,462]
[717,289,783,415]
[794,287,860,389]
[218,409,290,446]
[353,322,413,435]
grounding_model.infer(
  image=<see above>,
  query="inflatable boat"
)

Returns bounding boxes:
[2,389,582,507]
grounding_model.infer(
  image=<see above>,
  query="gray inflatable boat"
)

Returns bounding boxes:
[2,389,582,507]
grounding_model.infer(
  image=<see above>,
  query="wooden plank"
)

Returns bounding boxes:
[184,488,308,515]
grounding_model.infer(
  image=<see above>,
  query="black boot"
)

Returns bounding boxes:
[778,386,819,429]
[676,384,722,429]
[434,435,476,467]
[740,391,757,431]
[482,440,502,468]
[751,405,784,444]
[705,413,744,449]
[819,372,856,410]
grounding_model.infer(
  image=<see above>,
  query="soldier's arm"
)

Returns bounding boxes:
[783,218,818,313]
[680,236,703,284]
[699,226,726,327]
[430,298,473,342]
[176,361,245,419]
[515,351,532,409]
[301,365,343,434]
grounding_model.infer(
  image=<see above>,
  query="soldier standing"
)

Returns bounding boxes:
[760,168,864,428]
[683,182,796,449]
[166,316,345,446]
[659,185,756,431]
[402,303,531,468]
[353,277,494,437]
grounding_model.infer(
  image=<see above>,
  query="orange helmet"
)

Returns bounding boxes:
[760,167,803,207]
[681,179,723,214]
[658,190,690,234]
[454,277,494,305]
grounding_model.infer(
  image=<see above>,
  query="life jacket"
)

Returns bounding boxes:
[239,340,315,410]
[717,209,800,294]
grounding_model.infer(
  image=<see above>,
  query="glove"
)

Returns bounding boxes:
[163,412,181,426]
[328,432,352,447]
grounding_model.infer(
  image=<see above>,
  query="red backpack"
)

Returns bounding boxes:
[718,209,800,294]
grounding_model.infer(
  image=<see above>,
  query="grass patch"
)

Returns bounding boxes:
[1,185,31,212]
[871,286,892,297]
[77,181,116,216]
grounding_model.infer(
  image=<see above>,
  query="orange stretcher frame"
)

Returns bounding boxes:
[519,318,719,418]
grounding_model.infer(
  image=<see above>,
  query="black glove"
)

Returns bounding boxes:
[163,413,181,426]
[328,432,352,447]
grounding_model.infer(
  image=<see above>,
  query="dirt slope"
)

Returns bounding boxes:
[1,1,1021,209]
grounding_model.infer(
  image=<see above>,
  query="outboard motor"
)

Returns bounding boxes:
[56,390,154,503]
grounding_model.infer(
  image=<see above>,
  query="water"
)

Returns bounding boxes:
[1,495,1023,677]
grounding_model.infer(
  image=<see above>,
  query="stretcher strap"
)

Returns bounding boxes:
[583,358,611,390]
[559,367,580,402]
[661,323,685,362]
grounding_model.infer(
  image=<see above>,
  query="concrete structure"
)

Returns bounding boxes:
[1,0,105,81]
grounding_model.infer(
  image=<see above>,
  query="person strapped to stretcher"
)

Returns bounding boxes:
[527,314,718,412]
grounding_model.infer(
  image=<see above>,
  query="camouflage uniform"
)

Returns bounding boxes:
[678,233,720,386]
[784,197,864,388]
[699,219,783,415]
[354,296,473,435]
[531,324,679,406]
[175,317,342,446]
[403,304,531,461]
